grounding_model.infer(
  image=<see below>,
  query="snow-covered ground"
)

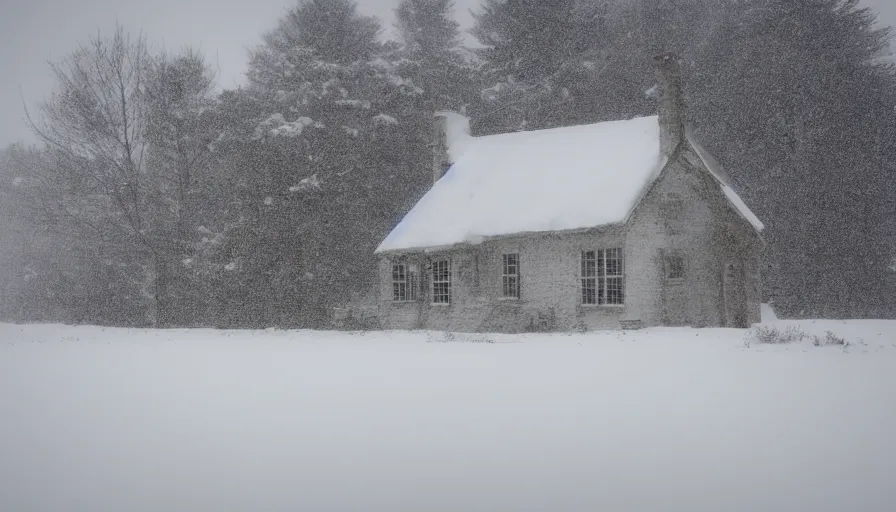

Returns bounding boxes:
[2,319,895,512]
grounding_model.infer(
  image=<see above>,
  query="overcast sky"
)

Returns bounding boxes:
[1,0,894,147]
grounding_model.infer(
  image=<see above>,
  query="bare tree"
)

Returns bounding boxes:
[27,26,216,326]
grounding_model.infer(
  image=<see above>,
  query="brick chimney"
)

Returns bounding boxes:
[654,53,685,157]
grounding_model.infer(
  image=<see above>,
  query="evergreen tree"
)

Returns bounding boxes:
[396,0,460,57]
[213,0,431,327]
[471,0,620,132]
[394,0,477,112]
[269,0,382,64]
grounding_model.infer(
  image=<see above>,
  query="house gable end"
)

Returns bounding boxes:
[683,134,765,237]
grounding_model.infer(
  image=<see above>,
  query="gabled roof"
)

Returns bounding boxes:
[687,133,765,232]
[376,115,762,254]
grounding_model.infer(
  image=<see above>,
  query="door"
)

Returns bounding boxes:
[722,260,748,328]
[661,251,690,326]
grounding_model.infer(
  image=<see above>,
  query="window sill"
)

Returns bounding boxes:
[430,303,451,307]
[578,304,625,309]
[390,300,419,305]
[665,278,685,285]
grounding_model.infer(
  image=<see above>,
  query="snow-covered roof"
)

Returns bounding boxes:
[376,115,762,254]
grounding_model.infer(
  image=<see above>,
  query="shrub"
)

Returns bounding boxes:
[749,325,808,345]
[813,331,848,347]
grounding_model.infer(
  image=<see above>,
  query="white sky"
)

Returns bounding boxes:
[1,0,894,147]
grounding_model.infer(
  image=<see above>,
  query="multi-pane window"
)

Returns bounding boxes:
[581,251,598,305]
[502,253,520,299]
[392,262,419,302]
[581,248,624,305]
[666,254,685,280]
[432,259,451,305]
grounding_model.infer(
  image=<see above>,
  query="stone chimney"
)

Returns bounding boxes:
[432,114,452,184]
[654,53,685,157]
[432,111,471,185]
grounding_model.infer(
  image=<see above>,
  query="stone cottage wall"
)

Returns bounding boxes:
[378,228,630,333]
[376,146,762,332]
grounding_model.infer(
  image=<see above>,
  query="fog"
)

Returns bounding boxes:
[2,0,894,146]
[2,1,896,508]
[1,0,484,146]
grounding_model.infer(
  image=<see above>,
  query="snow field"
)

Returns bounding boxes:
[1,320,895,511]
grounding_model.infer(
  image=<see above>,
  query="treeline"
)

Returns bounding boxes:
[0,0,894,328]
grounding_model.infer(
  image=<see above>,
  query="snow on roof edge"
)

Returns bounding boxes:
[622,155,671,225]
[686,131,765,233]
[375,223,629,255]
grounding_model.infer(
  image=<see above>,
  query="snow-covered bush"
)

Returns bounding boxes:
[749,325,808,345]
[813,331,848,347]
[748,326,849,348]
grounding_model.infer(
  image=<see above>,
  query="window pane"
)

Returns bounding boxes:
[503,253,519,276]
[503,275,519,299]
[432,259,451,304]
[591,249,624,305]
[582,251,596,278]
[408,271,418,301]
[392,263,409,301]
[582,277,596,305]
[667,255,684,279]
[606,277,624,305]
[502,254,520,298]
[393,282,409,302]
[606,248,622,276]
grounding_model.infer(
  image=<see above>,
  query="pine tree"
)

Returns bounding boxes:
[394,0,476,112]
[214,0,432,327]
[471,0,621,132]
[268,0,381,64]
[396,0,460,58]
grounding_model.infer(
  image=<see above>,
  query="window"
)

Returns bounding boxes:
[502,253,520,299]
[581,248,624,305]
[581,250,597,305]
[392,262,419,302]
[665,254,685,280]
[432,259,451,305]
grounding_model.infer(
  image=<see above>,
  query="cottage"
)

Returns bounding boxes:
[375,54,764,332]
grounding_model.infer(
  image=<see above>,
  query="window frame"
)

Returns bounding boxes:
[391,261,419,302]
[581,248,625,306]
[431,259,452,305]
[581,250,598,306]
[502,253,521,299]
[664,252,685,281]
